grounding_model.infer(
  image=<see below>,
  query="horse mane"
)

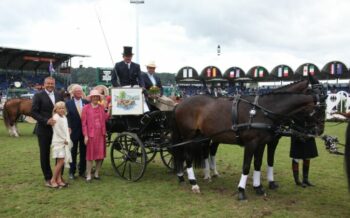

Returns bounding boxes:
[271,79,307,92]
[260,91,306,97]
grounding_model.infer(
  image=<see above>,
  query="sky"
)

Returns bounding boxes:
[1,0,350,74]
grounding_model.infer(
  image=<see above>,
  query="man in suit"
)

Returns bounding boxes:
[142,61,163,96]
[66,84,88,179]
[111,46,144,88]
[31,77,64,187]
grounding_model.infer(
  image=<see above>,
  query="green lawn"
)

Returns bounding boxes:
[0,121,349,217]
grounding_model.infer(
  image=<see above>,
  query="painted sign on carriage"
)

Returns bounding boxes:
[111,88,144,115]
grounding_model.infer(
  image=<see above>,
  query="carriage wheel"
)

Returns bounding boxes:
[160,148,174,171]
[110,132,147,182]
[144,144,157,163]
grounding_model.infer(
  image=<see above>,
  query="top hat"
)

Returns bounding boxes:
[122,46,133,56]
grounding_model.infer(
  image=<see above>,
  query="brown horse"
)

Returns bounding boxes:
[3,90,71,137]
[203,79,318,185]
[3,98,33,137]
[171,87,326,200]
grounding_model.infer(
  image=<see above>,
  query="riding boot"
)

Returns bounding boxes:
[302,159,314,186]
[292,159,304,187]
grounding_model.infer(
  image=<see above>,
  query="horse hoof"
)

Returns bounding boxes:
[254,185,266,196]
[212,172,220,178]
[203,176,212,182]
[269,181,279,190]
[237,188,247,201]
[192,185,201,193]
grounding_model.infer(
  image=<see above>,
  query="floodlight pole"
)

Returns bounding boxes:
[130,0,144,64]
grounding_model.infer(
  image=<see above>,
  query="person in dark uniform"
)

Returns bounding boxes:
[111,46,144,88]
[290,134,318,187]
[66,84,88,179]
[31,77,64,187]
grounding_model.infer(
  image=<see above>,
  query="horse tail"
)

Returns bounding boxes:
[3,101,10,129]
[345,123,350,191]
[170,105,206,171]
[170,105,185,173]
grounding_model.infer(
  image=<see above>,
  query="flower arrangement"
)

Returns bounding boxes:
[148,86,161,102]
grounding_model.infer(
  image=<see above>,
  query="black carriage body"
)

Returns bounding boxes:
[108,110,174,181]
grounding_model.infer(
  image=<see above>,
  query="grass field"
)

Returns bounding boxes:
[0,121,349,217]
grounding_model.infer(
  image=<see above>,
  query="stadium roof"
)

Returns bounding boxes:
[0,46,89,72]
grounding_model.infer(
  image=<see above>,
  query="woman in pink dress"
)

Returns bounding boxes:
[82,90,110,182]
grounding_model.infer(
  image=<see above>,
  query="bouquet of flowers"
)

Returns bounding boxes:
[148,86,161,102]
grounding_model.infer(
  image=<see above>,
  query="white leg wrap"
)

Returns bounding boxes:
[209,155,215,169]
[11,126,18,137]
[253,170,261,187]
[210,155,219,175]
[187,167,196,180]
[267,166,274,182]
[238,174,248,189]
[203,159,211,179]
[177,172,184,177]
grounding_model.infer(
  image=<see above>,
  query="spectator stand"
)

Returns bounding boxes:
[223,66,249,96]
[0,46,89,98]
[176,66,203,97]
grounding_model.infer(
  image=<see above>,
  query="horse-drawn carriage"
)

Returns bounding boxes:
[106,87,176,182]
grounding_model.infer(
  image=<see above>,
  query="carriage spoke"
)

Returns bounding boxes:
[116,159,127,170]
[121,160,128,177]
[128,162,132,180]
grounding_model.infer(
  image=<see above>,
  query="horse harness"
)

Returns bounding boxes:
[230,89,326,141]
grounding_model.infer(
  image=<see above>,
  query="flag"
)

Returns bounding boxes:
[236,69,240,78]
[212,68,217,77]
[330,63,335,75]
[303,65,308,76]
[207,68,211,77]
[337,63,342,75]
[278,67,282,77]
[230,71,234,78]
[188,68,193,77]
[183,69,188,78]
[49,61,55,74]
[259,68,264,77]
[254,68,258,77]
[309,65,314,75]
[283,67,289,77]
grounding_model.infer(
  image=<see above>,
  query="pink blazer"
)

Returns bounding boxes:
[81,104,109,138]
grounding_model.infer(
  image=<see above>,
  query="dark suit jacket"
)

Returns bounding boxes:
[66,98,89,141]
[111,61,144,88]
[141,72,163,96]
[31,90,64,135]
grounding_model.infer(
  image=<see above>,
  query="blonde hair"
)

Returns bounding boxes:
[52,101,67,115]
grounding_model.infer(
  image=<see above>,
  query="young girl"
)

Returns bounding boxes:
[51,101,72,188]
[82,90,110,182]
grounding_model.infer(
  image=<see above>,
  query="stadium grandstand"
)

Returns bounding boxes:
[0,46,88,99]
[175,62,350,97]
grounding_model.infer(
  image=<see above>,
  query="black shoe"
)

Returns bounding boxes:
[79,174,86,179]
[296,180,306,188]
[302,180,314,187]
